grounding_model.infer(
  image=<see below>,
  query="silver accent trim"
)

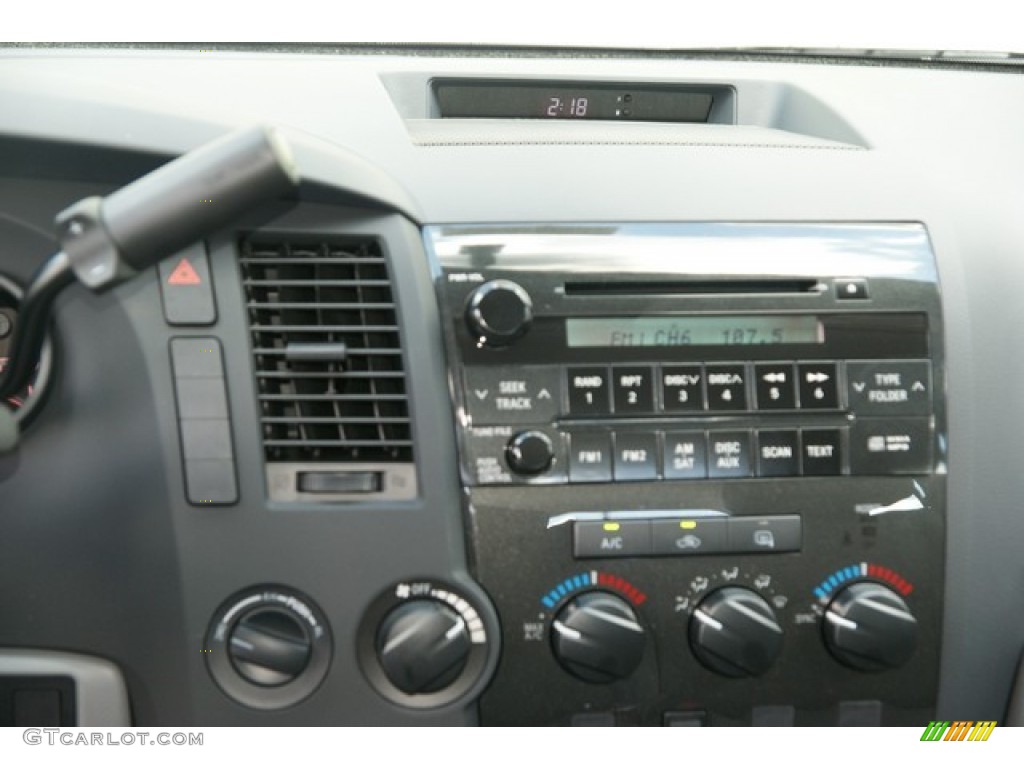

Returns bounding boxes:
[0,649,131,726]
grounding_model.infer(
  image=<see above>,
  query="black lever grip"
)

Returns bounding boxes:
[56,125,299,289]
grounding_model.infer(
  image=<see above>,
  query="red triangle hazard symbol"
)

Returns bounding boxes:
[167,258,201,286]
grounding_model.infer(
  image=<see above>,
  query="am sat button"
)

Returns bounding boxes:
[663,431,708,479]
[728,515,801,553]
[651,518,727,556]
[574,520,651,558]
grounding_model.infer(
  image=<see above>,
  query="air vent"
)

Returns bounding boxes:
[239,237,413,465]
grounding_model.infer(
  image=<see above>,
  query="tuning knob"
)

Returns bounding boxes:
[551,591,646,683]
[823,582,918,671]
[506,430,554,475]
[465,279,533,347]
[689,587,783,677]
[376,599,473,694]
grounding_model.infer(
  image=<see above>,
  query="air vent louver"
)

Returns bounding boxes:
[239,237,412,463]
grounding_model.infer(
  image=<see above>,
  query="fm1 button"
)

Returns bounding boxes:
[651,518,727,555]
[569,432,613,483]
[798,362,839,409]
[574,520,651,558]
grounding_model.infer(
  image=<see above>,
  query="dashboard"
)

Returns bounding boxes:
[0,44,1022,727]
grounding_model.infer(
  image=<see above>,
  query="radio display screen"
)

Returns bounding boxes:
[565,315,824,348]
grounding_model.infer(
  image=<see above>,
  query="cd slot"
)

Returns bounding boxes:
[563,279,823,297]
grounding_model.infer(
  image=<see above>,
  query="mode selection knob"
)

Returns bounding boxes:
[551,591,646,683]
[689,587,783,677]
[376,599,473,694]
[823,582,918,671]
[464,279,533,347]
[506,430,554,475]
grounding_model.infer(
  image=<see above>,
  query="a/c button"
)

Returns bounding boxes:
[574,520,652,558]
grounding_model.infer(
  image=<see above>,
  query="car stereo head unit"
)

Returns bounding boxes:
[428,223,944,488]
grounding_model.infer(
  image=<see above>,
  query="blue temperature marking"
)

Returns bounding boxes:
[540,572,593,608]
[845,566,859,580]
[814,587,827,600]
[827,575,839,589]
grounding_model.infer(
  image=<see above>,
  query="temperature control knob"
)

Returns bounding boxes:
[376,599,472,694]
[551,591,646,683]
[506,430,554,475]
[824,582,918,671]
[689,587,783,677]
[464,280,533,347]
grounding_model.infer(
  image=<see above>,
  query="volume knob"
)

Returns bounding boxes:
[465,280,533,347]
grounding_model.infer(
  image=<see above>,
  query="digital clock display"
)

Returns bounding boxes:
[565,316,824,348]
[436,82,715,123]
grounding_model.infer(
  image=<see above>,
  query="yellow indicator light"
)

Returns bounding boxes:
[602,522,621,532]
[679,520,697,529]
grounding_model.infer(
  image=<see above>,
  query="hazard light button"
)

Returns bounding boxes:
[158,242,216,325]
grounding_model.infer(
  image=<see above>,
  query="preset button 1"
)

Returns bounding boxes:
[568,366,610,415]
